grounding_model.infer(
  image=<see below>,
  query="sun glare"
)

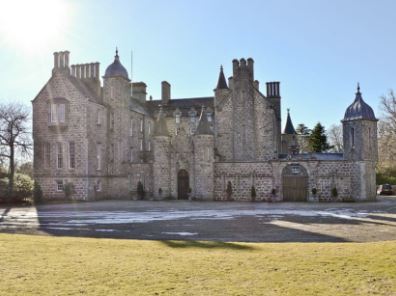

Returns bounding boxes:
[0,0,69,53]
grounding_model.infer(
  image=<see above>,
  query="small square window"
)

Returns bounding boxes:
[56,180,64,192]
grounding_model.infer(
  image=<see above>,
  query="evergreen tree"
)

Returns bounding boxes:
[308,123,332,152]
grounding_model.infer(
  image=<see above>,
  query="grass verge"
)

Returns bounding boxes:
[0,234,395,295]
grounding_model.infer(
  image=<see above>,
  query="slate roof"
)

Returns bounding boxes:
[196,107,214,135]
[283,109,297,134]
[153,107,169,136]
[103,49,129,80]
[216,66,228,89]
[146,97,214,116]
[344,84,376,121]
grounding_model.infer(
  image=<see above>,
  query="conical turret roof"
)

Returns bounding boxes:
[216,66,228,90]
[284,109,297,134]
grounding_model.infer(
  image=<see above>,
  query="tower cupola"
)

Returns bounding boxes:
[103,48,129,80]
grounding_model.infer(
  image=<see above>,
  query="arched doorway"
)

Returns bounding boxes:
[282,164,308,202]
[177,169,189,200]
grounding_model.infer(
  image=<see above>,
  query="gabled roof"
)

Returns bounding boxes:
[284,109,297,134]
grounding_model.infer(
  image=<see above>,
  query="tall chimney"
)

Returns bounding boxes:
[161,81,171,105]
[266,82,280,98]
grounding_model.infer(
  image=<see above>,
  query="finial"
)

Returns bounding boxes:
[357,82,360,93]
[287,108,290,114]
[115,47,119,57]
[220,65,223,71]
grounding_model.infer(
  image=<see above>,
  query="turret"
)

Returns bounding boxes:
[152,106,171,199]
[342,84,378,201]
[193,107,214,199]
[281,109,298,155]
[342,84,378,161]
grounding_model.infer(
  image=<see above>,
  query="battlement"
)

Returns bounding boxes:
[71,63,100,80]
[232,58,254,80]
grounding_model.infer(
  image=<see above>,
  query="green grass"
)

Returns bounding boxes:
[0,234,395,296]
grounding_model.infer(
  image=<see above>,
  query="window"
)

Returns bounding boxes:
[57,143,63,169]
[148,141,151,151]
[140,119,144,132]
[44,142,51,167]
[110,112,114,130]
[49,103,66,124]
[97,144,102,170]
[175,114,181,124]
[97,110,102,125]
[351,127,355,147]
[130,119,133,137]
[56,180,64,192]
[140,139,143,151]
[69,142,75,169]
[110,143,114,162]
[148,122,151,135]
[130,147,134,162]
[96,180,102,192]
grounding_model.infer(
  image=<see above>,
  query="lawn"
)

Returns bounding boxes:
[0,234,395,296]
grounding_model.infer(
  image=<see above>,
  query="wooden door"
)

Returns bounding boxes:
[177,170,189,200]
[282,164,308,202]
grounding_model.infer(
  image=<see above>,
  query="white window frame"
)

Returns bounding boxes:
[140,139,143,151]
[56,180,64,192]
[140,118,144,132]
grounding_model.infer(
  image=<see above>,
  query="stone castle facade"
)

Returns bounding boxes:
[32,50,378,201]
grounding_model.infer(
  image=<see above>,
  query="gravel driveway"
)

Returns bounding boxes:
[1,197,395,242]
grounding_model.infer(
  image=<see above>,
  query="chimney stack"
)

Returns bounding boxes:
[161,81,171,105]
[132,82,147,103]
[266,82,280,98]
[53,51,70,74]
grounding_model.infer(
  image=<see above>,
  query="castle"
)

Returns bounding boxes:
[32,50,378,201]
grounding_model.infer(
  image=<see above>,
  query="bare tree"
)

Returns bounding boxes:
[328,124,343,152]
[0,103,32,200]
[378,90,396,170]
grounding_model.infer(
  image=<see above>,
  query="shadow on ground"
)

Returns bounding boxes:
[161,240,256,250]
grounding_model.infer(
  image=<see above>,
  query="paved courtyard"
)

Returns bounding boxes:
[1,197,396,242]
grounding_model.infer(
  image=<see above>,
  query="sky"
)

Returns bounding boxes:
[0,0,396,130]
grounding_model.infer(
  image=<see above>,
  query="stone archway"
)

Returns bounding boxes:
[177,169,189,200]
[282,164,308,202]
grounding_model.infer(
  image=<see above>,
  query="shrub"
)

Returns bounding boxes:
[63,182,75,199]
[33,181,43,203]
[251,186,256,202]
[14,174,33,199]
[331,187,338,198]
[226,181,233,201]
[137,181,145,200]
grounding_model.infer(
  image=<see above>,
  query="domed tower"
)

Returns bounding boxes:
[103,48,130,108]
[102,49,131,177]
[342,84,378,161]
[342,84,377,201]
